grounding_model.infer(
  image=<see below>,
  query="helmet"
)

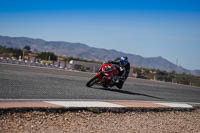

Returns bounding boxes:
[120,56,128,65]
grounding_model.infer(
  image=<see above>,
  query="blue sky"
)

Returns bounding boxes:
[0,0,200,70]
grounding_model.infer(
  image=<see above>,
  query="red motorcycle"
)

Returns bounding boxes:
[86,63,119,88]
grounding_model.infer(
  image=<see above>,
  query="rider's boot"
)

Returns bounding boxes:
[103,83,108,88]
[116,80,124,89]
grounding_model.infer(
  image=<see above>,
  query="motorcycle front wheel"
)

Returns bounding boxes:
[86,75,99,87]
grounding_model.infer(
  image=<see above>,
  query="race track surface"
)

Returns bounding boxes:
[0,63,200,103]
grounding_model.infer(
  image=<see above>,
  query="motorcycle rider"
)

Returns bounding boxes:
[105,56,130,89]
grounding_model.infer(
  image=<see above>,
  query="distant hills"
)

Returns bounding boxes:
[0,35,199,76]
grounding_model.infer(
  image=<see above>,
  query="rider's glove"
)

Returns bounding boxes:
[119,67,124,72]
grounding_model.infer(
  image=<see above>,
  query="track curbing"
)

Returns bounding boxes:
[0,100,195,111]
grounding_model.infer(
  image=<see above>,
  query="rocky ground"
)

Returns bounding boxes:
[0,109,200,133]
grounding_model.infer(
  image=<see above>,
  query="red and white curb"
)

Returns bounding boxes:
[45,101,193,108]
[0,101,193,109]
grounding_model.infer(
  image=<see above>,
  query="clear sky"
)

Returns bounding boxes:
[0,0,200,70]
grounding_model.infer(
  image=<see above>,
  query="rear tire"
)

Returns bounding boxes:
[86,76,99,87]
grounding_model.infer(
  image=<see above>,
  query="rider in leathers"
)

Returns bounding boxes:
[105,56,130,89]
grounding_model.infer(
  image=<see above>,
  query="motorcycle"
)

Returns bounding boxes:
[86,62,120,88]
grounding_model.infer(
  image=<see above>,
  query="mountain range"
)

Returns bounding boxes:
[0,35,199,76]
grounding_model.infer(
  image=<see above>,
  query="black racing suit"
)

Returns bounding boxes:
[106,60,130,89]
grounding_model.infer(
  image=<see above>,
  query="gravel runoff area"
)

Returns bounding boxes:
[0,109,200,133]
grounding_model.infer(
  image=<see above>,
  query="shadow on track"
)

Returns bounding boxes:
[91,86,163,100]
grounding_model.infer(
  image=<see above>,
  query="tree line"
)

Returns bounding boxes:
[0,45,58,61]
[133,67,200,87]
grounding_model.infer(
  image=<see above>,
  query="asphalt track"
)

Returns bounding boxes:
[0,63,200,103]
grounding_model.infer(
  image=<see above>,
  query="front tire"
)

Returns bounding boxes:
[86,75,99,87]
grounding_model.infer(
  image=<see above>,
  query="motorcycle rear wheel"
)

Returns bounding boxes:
[86,75,99,87]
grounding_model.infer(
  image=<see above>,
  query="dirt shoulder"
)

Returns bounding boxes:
[0,109,200,133]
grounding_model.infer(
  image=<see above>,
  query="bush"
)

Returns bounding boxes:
[37,52,57,61]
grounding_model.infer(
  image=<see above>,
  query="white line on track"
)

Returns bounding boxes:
[45,101,124,108]
[154,102,193,108]
[0,99,200,105]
